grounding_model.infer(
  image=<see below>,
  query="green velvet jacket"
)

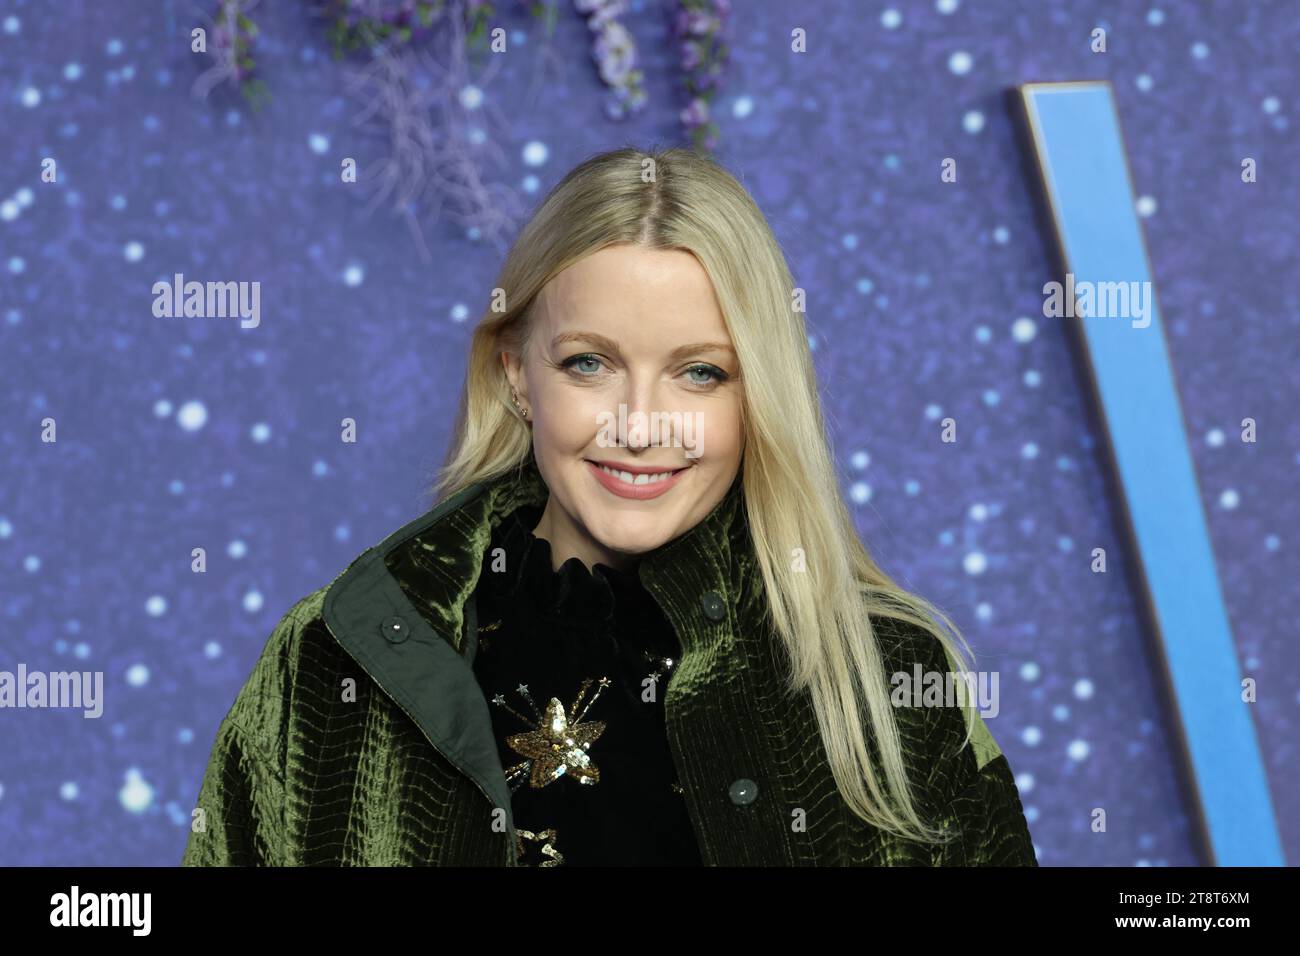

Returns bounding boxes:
[182,457,1038,866]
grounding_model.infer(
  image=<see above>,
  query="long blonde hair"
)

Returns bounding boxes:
[430,145,978,844]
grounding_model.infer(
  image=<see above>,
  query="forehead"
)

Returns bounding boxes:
[538,245,730,345]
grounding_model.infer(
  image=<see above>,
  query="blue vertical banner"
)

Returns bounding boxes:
[1018,81,1284,866]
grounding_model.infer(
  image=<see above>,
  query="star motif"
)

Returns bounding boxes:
[507,696,606,787]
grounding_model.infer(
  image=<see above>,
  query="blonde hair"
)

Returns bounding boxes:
[430,145,978,844]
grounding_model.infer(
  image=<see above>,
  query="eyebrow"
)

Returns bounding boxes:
[551,331,737,362]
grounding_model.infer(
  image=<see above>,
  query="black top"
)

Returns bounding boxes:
[470,502,703,867]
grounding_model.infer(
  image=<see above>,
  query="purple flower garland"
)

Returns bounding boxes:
[572,0,647,121]
[668,0,729,152]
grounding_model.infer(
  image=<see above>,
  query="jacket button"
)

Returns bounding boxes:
[728,778,759,806]
[700,591,726,622]
[381,614,410,643]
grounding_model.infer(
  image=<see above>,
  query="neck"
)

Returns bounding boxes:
[530,499,641,575]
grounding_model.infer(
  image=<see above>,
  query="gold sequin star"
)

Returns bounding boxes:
[493,678,611,789]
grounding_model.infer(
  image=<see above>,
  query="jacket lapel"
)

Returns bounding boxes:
[320,456,756,863]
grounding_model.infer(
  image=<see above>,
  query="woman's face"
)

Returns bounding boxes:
[502,244,745,573]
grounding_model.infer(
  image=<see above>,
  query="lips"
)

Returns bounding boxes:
[585,460,691,500]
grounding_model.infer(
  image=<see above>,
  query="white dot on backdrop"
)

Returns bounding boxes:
[1024,370,1041,387]
[204,641,222,659]
[976,602,992,622]
[732,95,753,119]
[969,503,988,521]
[880,8,901,29]
[1053,704,1070,721]
[21,86,40,107]
[1074,678,1094,700]
[1147,8,1164,26]
[153,399,172,417]
[61,782,79,800]
[1020,661,1040,681]
[1206,428,1225,447]
[522,140,548,166]
[106,37,123,55]
[850,482,872,504]
[250,422,271,443]
[243,590,264,613]
[936,0,959,12]
[904,479,920,496]
[1136,74,1153,92]
[312,460,328,477]
[948,51,972,75]
[119,769,154,814]
[308,132,329,154]
[74,642,90,658]
[963,551,987,575]
[1262,96,1280,114]
[24,555,40,573]
[342,263,364,287]
[124,241,144,262]
[1135,195,1158,217]
[925,403,942,420]
[145,595,167,617]
[126,664,150,687]
[974,325,991,343]
[1012,316,1037,342]
[963,110,985,134]
[2,15,19,33]
[851,450,870,470]
[9,257,25,274]
[1190,41,1209,59]
[993,226,1009,244]
[64,61,82,80]
[1068,739,1091,761]
[227,539,247,559]
[177,400,207,431]
[178,728,193,744]
[1022,726,1042,746]
[450,303,469,323]
[458,85,482,110]
[0,200,17,221]
[0,518,11,538]
[1219,488,1239,509]
[1016,772,1034,792]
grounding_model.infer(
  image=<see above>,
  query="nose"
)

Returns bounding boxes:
[618,377,675,450]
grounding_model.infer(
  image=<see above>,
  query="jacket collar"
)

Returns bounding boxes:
[320,454,747,850]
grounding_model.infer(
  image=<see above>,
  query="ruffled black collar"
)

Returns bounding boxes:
[481,503,650,626]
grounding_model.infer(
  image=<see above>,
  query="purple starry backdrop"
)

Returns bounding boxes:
[1,0,1296,866]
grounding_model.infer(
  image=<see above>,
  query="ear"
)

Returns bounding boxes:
[501,348,527,403]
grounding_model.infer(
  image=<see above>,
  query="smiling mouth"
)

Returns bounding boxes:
[585,461,690,486]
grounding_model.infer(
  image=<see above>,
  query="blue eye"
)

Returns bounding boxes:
[559,354,729,389]
[685,364,727,387]
[561,353,604,375]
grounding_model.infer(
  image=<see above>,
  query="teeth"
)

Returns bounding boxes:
[599,464,677,485]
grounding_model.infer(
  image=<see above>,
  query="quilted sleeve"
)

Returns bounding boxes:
[181,718,286,866]
[935,647,1038,866]
[949,749,1038,866]
[180,587,327,866]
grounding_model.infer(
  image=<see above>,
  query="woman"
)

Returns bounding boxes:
[183,146,1037,867]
